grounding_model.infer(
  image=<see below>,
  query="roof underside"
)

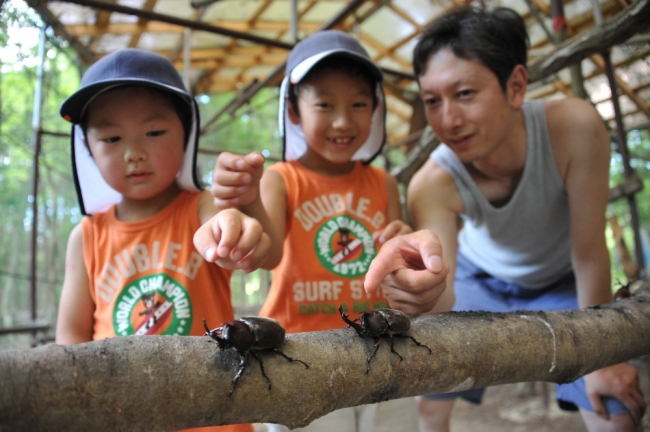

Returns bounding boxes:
[32,0,650,144]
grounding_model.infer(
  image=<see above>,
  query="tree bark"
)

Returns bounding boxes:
[2,283,650,431]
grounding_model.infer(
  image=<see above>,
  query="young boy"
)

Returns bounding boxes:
[55,48,269,432]
[197,30,418,431]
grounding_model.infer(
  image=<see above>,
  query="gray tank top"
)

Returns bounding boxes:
[431,100,572,288]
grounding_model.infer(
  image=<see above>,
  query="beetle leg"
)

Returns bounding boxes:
[385,334,403,361]
[249,350,272,390]
[269,348,309,368]
[229,351,249,396]
[366,336,381,374]
[339,305,365,336]
[396,334,432,354]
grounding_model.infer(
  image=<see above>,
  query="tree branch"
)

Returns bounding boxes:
[2,283,650,431]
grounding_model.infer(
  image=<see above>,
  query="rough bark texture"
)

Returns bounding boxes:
[527,0,650,83]
[2,283,650,431]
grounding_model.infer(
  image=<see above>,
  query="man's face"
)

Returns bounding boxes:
[418,48,517,163]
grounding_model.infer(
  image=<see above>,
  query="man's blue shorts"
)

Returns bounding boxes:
[421,252,629,415]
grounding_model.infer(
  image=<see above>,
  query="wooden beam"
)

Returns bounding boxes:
[64,19,322,37]
[527,0,650,83]
[128,0,157,49]
[56,0,294,50]
[609,176,644,202]
[590,55,650,119]
[359,33,411,69]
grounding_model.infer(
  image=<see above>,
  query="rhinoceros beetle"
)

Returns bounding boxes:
[339,306,431,373]
[204,317,309,396]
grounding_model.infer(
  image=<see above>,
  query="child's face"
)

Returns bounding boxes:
[289,68,374,172]
[85,87,185,203]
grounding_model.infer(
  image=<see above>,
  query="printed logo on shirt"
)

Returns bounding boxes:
[315,215,376,278]
[112,274,192,336]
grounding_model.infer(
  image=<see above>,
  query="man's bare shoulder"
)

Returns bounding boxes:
[545,98,604,140]
[544,98,608,178]
[408,158,463,214]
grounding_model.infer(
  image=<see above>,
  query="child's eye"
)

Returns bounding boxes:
[423,97,440,107]
[103,136,120,143]
[147,130,166,137]
[315,102,331,109]
[353,101,370,108]
[458,89,474,98]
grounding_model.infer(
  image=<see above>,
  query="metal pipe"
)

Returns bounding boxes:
[0,324,51,337]
[183,27,192,91]
[290,0,299,44]
[29,23,47,347]
[58,0,294,50]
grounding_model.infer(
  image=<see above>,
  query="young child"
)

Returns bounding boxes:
[55,48,267,432]
[197,31,418,432]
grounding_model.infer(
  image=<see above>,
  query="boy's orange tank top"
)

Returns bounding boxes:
[259,160,391,333]
[82,191,252,432]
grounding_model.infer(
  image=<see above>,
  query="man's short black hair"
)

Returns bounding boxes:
[413,7,529,92]
[288,54,378,115]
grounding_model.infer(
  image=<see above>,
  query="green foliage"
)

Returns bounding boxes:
[608,129,650,283]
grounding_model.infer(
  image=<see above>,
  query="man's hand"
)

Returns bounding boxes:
[211,151,265,208]
[193,208,271,273]
[365,230,448,315]
[584,363,646,425]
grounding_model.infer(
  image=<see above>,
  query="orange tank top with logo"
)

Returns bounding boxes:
[82,191,252,432]
[259,161,390,333]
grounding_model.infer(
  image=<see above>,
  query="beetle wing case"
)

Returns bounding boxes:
[240,317,286,349]
[376,309,411,333]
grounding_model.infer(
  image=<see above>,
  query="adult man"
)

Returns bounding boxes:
[386,6,644,432]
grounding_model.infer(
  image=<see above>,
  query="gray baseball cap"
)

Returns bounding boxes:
[59,48,201,215]
[279,30,386,164]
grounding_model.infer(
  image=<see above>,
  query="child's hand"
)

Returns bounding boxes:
[193,208,271,273]
[211,152,265,208]
[373,220,413,244]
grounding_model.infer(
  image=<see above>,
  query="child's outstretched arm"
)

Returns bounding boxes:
[210,152,286,269]
[211,151,265,208]
[56,224,95,345]
[194,204,272,273]
[373,174,412,244]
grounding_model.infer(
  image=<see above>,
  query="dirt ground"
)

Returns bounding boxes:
[449,383,587,432]
[255,380,650,431]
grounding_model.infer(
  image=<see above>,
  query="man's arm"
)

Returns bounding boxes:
[547,98,612,308]
[407,158,464,313]
[548,98,646,423]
